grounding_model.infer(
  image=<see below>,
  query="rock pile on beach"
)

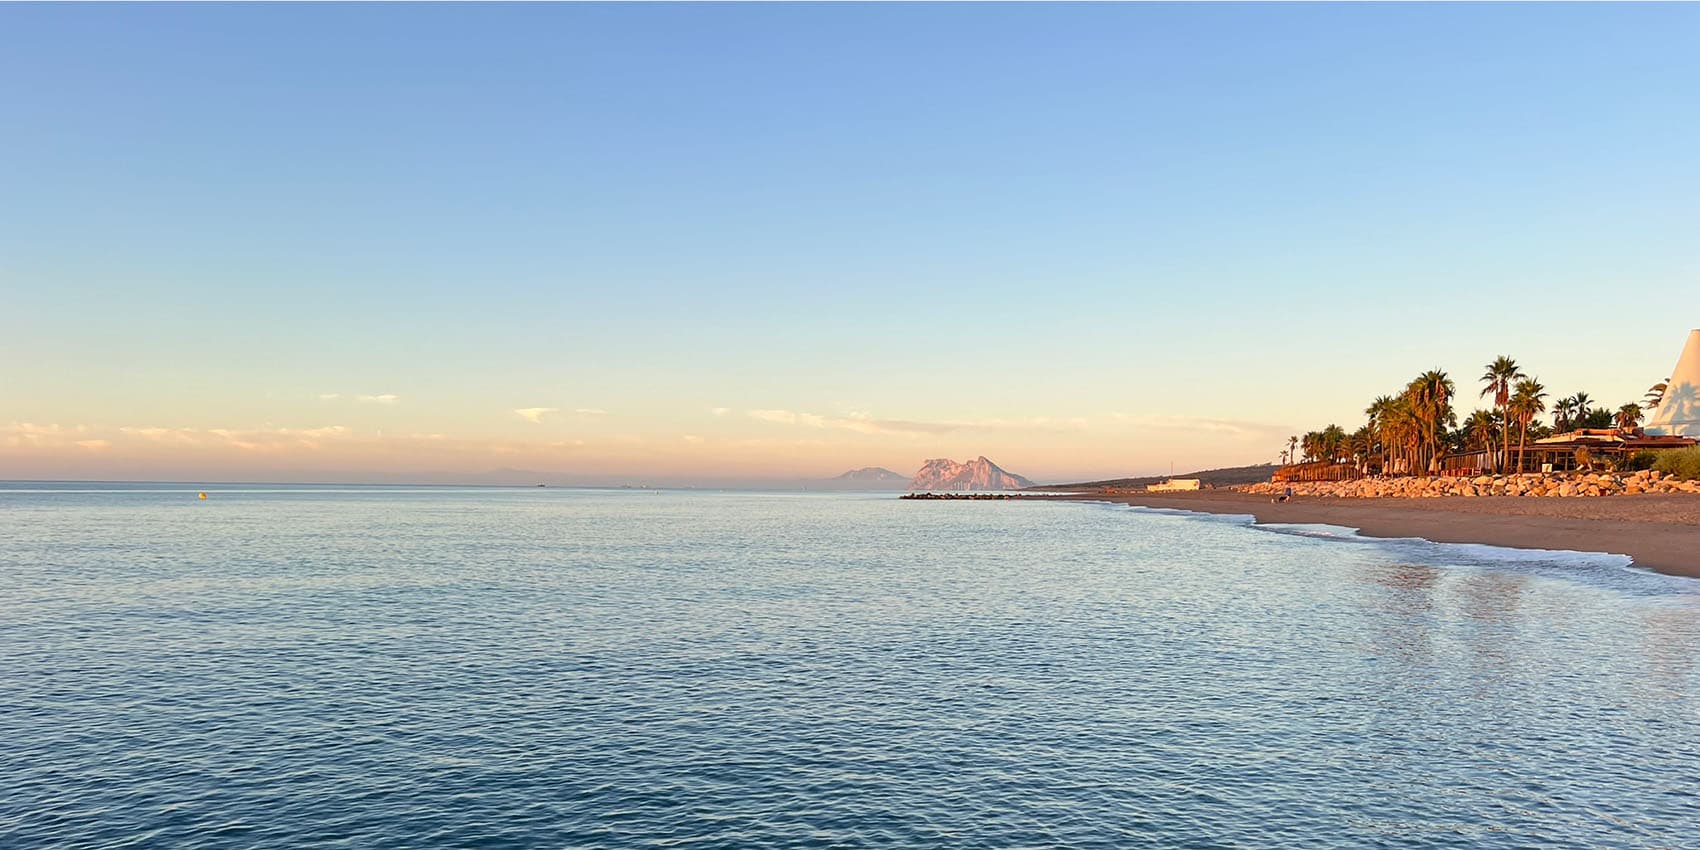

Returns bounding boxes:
[1241,470,1700,499]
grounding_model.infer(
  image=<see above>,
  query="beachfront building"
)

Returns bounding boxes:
[1513,428,1695,473]
[1435,449,1494,477]
[1645,329,1700,436]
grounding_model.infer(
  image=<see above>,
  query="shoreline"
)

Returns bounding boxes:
[1040,490,1700,579]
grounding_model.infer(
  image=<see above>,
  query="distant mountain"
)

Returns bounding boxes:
[809,467,912,490]
[833,467,909,483]
[910,456,1035,491]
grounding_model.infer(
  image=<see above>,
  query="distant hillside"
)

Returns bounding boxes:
[1033,463,1277,491]
[911,457,1035,491]
[811,467,912,490]
[834,467,909,483]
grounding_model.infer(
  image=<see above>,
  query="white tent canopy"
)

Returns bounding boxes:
[1645,329,1700,436]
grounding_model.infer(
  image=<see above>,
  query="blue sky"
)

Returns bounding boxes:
[2,3,1696,483]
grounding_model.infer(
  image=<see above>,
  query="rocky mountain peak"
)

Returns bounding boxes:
[910,457,1035,491]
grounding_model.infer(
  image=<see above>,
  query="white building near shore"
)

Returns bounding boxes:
[1146,478,1202,492]
[1645,329,1700,437]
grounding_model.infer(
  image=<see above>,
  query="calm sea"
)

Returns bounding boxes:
[3,484,1698,849]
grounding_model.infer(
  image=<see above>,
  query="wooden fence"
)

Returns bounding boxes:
[1271,461,1361,483]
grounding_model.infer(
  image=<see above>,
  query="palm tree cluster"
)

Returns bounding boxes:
[1294,370,1455,474]
[1283,356,1656,476]
[1297,425,1349,464]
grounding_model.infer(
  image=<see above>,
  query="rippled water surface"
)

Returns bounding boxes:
[4,485,1700,848]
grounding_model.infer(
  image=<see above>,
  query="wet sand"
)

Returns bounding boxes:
[1056,490,1700,578]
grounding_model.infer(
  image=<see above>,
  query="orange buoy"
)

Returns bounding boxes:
[198,491,207,500]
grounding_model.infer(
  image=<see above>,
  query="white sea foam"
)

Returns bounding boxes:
[1099,500,1689,593]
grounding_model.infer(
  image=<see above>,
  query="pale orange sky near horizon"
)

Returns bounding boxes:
[3,338,1686,486]
[0,407,1300,485]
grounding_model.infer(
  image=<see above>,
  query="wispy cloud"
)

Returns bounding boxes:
[746,409,1088,436]
[748,409,825,428]
[3,422,91,448]
[119,426,202,445]
[1110,413,1292,441]
[514,407,559,424]
[319,392,399,405]
[204,425,353,452]
[4,423,619,470]
[111,425,357,452]
[574,408,608,416]
[683,434,705,445]
[710,407,730,417]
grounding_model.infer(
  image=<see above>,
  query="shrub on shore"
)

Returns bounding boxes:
[1623,450,1661,471]
[1652,447,1700,481]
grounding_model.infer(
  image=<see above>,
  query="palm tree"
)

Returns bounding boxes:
[1556,392,1596,431]
[1301,431,1326,464]
[1288,435,1298,466]
[1509,378,1548,473]
[1377,395,1422,476]
[1462,409,1500,453]
[1320,424,1347,463]
[1645,380,1669,409]
[1616,403,1643,432]
[1365,395,1396,475]
[1479,356,1523,472]
[1348,426,1373,472]
[1405,370,1456,473]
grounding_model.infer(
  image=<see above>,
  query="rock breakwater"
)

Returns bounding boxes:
[1242,470,1700,499]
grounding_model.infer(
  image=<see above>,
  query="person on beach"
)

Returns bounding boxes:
[1274,486,1293,503]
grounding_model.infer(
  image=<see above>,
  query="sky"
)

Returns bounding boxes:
[2,3,1697,485]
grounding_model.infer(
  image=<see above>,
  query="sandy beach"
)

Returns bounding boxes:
[1059,490,1700,579]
